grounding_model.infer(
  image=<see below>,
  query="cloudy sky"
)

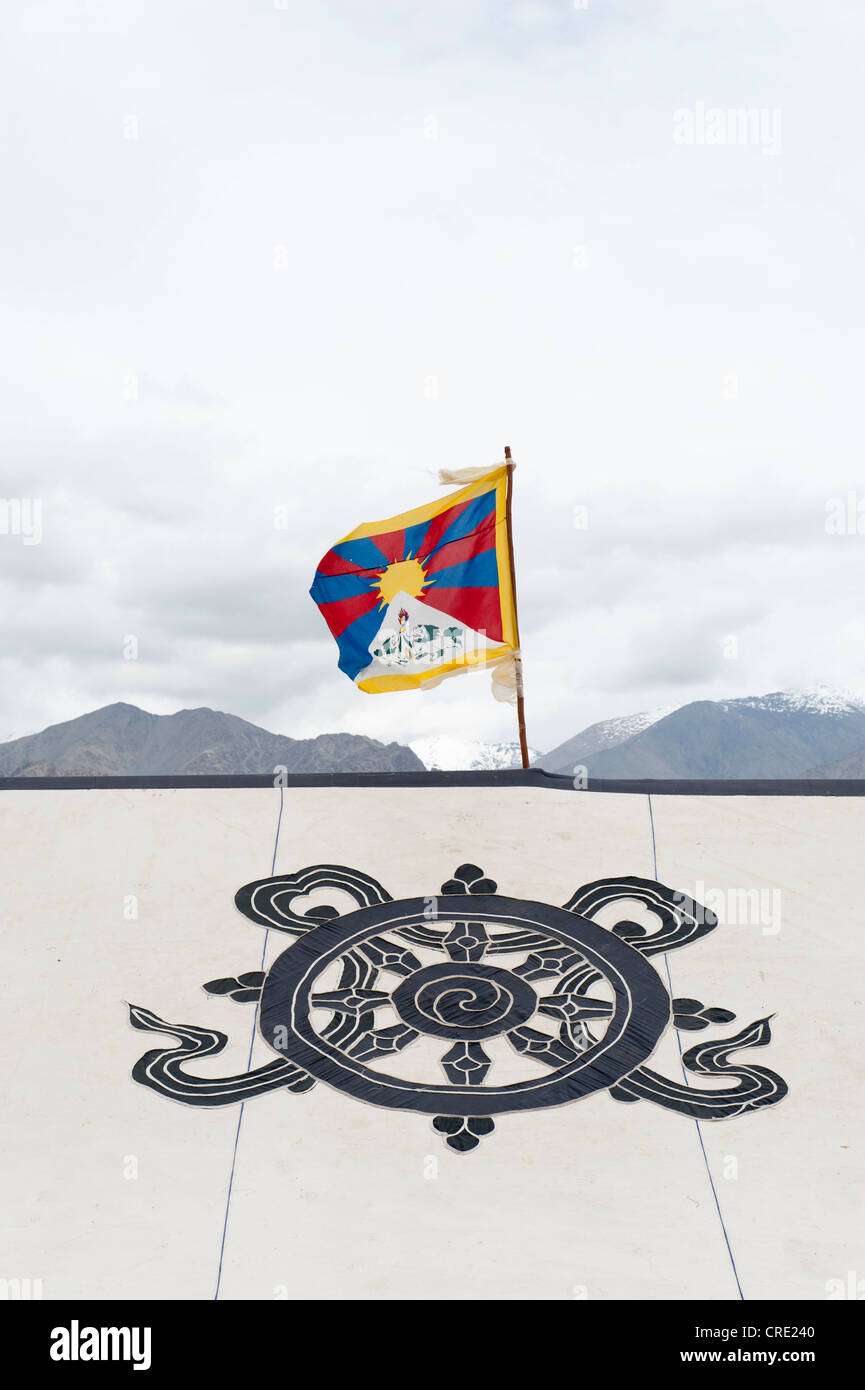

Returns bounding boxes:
[1,0,863,754]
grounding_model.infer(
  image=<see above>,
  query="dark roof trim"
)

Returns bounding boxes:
[0,772,863,795]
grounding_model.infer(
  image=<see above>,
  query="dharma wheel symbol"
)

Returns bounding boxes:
[130,862,787,1153]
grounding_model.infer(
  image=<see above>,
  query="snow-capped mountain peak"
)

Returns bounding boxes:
[584,706,679,749]
[409,736,541,771]
[732,686,865,718]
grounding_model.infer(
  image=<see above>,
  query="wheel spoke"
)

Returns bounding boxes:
[441,1041,492,1084]
[513,944,582,980]
[506,1025,580,1068]
[538,993,614,1023]
[358,936,422,977]
[311,987,391,1014]
[443,922,490,962]
[347,1023,418,1060]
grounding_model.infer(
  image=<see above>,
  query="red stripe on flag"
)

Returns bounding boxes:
[366,527,405,566]
[316,590,381,639]
[418,586,504,644]
[315,548,361,578]
[423,522,496,577]
[416,497,475,560]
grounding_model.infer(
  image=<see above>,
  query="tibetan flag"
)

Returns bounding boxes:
[310,466,518,693]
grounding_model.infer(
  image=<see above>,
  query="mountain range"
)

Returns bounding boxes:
[3,687,865,779]
[535,688,865,779]
[0,703,423,776]
[409,735,541,771]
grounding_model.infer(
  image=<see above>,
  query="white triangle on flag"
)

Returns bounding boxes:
[355,590,498,684]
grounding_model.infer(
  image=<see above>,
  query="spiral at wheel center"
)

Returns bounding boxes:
[392,962,538,1040]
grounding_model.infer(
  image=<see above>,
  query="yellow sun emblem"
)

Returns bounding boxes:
[373,556,430,607]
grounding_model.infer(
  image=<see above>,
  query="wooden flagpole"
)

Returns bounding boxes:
[503,445,530,769]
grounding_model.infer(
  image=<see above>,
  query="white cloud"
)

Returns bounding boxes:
[1,0,863,752]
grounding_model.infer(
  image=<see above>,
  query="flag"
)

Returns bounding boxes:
[310,465,518,692]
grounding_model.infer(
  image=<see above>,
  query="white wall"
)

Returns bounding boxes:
[1,785,862,1300]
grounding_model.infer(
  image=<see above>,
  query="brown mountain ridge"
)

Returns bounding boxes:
[0,703,423,776]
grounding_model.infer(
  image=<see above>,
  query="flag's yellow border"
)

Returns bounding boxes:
[357,643,512,693]
[343,466,517,695]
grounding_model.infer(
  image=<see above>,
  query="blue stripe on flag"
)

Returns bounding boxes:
[424,491,496,560]
[426,548,499,591]
[338,604,385,680]
[331,537,389,572]
[310,570,376,603]
[402,520,431,561]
